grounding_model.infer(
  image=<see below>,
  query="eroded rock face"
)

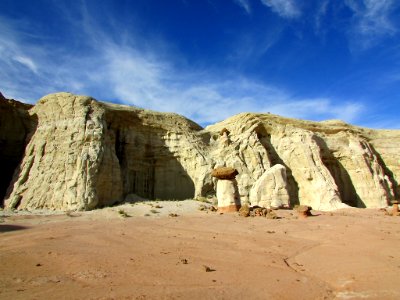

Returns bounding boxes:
[249,164,290,209]
[4,93,210,210]
[5,94,107,210]
[206,113,398,211]
[2,92,399,211]
[321,133,394,208]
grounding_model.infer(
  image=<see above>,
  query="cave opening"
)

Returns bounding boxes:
[0,147,22,204]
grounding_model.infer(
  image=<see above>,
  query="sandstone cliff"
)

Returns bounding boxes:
[1,92,399,211]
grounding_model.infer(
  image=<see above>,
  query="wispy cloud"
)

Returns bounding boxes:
[102,46,365,124]
[0,3,376,128]
[234,0,252,14]
[12,56,39,74]
[227,26,284,64]
[0,17,44,101]
[345,0,398,48]
[314,0,330,34]
[260,0,301,18]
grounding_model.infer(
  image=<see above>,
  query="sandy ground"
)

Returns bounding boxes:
[1,200,400,300]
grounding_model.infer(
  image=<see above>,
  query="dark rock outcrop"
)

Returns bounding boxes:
[0,93,34,205]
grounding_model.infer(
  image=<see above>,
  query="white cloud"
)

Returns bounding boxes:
[260,0,301,18]
[95,44,365,124]
[0,18,44,101]
[234,0,251,14]
[266,99,364,123]
[0,5,372,127]
[345,0,397,47]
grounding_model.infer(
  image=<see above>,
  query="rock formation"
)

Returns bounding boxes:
[3,93,211,210]
[212,167,241,212]
[1,92,399,211]
[211,167,239,180]
[215,179,241,212]
[249,164,290,209]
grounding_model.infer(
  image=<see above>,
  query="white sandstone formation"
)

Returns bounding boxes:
[323,133,395,208]
[3,93,211,210]
[1,92,399,211]
[211,167,241,212]
[249,164,290,209]
[216,179,241,212]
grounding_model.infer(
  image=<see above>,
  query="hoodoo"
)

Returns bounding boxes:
[212,167,241,212]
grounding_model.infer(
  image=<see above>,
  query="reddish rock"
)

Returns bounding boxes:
[211,167,238,180]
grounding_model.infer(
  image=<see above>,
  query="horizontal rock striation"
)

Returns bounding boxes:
[1,92,399,211]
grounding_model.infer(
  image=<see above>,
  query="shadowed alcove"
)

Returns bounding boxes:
[105,109,195,202]
[0,98,35,206]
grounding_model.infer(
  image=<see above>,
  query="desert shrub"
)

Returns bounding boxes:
[118,209,131,218]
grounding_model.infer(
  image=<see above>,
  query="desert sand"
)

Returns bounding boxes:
[1,201,400,300]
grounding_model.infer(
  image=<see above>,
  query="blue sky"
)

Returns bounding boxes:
[0,0,399,128]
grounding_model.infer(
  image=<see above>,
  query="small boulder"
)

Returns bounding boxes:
[296,205,312,219]
[238,204,250,217]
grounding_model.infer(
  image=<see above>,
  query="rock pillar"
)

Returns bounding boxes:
[216,179,241,212]
[212,167,241,212]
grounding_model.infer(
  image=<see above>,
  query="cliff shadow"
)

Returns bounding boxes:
[0,113,38,207]
[109,115,195,202]
[254,125,300,207]
[313,136,365,208]
[0,224,29,233]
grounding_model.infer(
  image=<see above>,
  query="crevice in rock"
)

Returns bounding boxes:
[368,143,399,201]
[313,135,363,207]
[254,124,300,206]
[114,129,126,165]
